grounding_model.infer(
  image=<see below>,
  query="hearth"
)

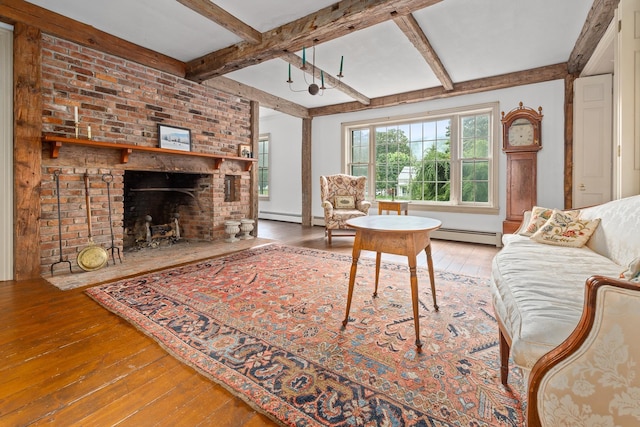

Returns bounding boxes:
[123,171,213,249]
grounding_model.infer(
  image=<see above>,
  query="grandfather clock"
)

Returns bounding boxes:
[501,102,543,234]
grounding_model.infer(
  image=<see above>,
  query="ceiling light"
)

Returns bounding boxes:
[287,45,344,96]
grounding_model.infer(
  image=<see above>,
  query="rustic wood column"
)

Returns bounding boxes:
[249,100,259,235]
[14,23,42,280]
[564,73,576,209]
[301,117,312,227]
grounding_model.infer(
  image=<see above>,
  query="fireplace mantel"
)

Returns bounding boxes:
[43,135,257,171]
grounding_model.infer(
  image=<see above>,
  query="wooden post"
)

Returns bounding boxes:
[14,23,43,280]
[564,73,576,209]
[249,100,259,235]
[301,117,312,227]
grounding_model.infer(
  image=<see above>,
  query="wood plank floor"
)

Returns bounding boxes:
[0,220,499,426]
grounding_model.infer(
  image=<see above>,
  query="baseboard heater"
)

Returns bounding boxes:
[431,228,503,247]
[266,215,503,248]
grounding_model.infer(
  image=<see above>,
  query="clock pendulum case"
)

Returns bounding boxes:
[501,102,543,234]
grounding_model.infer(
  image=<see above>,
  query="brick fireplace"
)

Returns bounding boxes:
[123,170,214,249]
[38,34,255,276]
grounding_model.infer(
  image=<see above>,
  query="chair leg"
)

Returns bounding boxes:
[327,229,332,245]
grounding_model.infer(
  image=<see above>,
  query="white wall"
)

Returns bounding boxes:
[258,112,304,222]
[259,79,566,233]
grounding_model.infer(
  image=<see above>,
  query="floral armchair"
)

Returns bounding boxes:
[320,174,371,244]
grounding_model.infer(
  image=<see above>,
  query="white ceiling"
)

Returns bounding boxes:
[26,0,600,113]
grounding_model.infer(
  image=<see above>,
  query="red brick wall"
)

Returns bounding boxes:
[39,35,252,275]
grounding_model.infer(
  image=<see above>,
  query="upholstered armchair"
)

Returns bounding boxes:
[320,174,371,244]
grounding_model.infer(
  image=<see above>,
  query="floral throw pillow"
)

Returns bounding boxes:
[334,195,355,209]
[520,206,580,237]
[531,209,601,247]
[620,257,640,282]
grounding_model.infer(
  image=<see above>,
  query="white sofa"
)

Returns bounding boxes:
[489,195,640,426]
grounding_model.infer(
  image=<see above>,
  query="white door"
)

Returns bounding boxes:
[573,74,613,208]
[615,0,640,198]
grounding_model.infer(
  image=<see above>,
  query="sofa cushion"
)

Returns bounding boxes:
[530,210,600,247]
[490,235,624,372]
[579,195,640,267]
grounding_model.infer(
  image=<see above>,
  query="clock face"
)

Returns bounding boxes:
[508,118,535,146]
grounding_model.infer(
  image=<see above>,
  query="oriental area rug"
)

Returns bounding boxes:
[86,244,525,426]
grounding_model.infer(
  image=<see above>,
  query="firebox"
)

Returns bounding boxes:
[123,171,213,248]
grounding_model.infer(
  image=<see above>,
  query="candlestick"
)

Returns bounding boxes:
[87,125,92,140]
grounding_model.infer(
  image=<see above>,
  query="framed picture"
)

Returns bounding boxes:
[158,124,191,152]
[238,144,252,158]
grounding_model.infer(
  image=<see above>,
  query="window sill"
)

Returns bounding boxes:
[373,200,499,215]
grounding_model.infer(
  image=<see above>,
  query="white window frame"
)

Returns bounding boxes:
[342,102,500,214]
[258,133,270,200]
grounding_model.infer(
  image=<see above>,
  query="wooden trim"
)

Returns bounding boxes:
[185,0,443,82]
[0,0,185,77]
[568,0,620,74]
[393,14,453,91]
[301,118,312,227]
[43,135,257,171]
[526,275,639,427]
[250,101,259,234]
[176,0,262,44]
[13,22,42,280]
[309,63,568,116]
[203,77,310,119]
[564,73,577,209]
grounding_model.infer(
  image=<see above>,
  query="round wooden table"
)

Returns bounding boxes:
[342,215,442,349]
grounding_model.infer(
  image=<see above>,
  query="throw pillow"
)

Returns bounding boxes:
[334,195,355,209]
[530,209,601,247]
[620,257,640,282]
[520,206,580,237]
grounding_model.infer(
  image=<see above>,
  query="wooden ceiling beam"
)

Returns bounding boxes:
[185,0,443,82]
[309,63,568,117]
[281,52,370,105]
[204,76,310,119]
[0,0,186,77]
[568,0,619,74]
[394,14,453,90]
[175,0,262,44]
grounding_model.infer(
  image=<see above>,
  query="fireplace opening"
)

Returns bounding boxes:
[123,170,212,249]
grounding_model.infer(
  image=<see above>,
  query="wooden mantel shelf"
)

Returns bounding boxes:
[42,135,257,171]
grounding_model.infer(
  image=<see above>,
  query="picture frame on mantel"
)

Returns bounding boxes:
[158,124,191,152]
[238,144,252,158]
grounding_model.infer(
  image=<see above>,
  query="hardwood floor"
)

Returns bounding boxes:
[0,220,499,426]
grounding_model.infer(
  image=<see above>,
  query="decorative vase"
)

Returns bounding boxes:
[224,220,241,243]
[240,219,255,239]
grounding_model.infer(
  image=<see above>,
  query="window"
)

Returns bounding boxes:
[343,103,499,213]
[258,134,269,198]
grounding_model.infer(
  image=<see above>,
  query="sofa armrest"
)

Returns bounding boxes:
[527,275,640,426]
